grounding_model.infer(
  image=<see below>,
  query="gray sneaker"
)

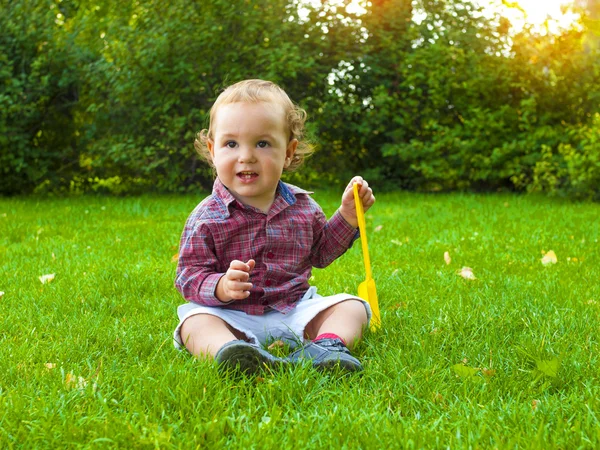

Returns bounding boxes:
[287,338,363,372]
[215,340,286,374]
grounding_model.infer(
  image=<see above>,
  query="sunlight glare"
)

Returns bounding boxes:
[492,0,580,33]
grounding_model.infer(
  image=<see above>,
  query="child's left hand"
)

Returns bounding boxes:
[339,176,375,228]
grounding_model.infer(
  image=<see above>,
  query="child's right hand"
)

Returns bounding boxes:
[216,259,255,302]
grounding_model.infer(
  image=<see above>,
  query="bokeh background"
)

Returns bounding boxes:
[1,0,599,198]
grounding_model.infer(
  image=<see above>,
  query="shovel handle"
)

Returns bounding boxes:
[353,183,372,279]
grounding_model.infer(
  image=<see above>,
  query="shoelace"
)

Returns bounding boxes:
[318,339,350,354]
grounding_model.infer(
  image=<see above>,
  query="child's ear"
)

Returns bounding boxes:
[207,138,215,159]
[285,139,298,168]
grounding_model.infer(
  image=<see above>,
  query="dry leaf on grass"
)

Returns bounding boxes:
[39,274,55,284]
[65,373,88,390]
[458,267,476,280]
[171,253,179,262]
[267,340,285,350]
[44,363,56,370]
[0,291,4,298]
[374,225,383,232]
[541,250,557,266]
[481,368,496,378]
[444,251,451,265]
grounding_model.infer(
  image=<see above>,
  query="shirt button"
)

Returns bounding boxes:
[267,251,274,259]
[265,280,272,287]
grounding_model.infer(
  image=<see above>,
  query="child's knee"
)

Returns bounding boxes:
[330,299,368,324]
[181,313,228,336]
[346,299,369,324]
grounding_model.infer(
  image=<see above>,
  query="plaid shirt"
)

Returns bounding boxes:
[175,178,358,315]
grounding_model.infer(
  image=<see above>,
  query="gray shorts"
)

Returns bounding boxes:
[173,286,371,349]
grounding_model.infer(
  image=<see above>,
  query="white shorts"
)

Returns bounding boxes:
[173,286,371,349]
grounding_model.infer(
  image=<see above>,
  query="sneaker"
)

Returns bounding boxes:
[214,340,286,374]
[287,338,363,372]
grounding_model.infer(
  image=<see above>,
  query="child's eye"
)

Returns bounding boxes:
[257,140,270,148]
[225,141,237,148]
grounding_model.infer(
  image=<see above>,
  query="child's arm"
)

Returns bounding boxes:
[309,176,375,268]
[175,221,254,305]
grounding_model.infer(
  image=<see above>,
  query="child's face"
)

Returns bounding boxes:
[208,101,297,212]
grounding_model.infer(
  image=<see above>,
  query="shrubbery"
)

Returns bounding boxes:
[1,0,599,198]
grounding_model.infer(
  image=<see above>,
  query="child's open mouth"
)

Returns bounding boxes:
[237,171,258,182]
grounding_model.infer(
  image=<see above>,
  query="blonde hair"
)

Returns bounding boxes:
[195,79,313,172]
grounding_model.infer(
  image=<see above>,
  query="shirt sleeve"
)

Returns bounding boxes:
[174,218,232,306]
[310,207,359,268]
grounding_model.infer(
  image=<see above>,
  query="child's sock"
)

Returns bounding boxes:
[313,333,346,346]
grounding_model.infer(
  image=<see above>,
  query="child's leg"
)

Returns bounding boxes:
[180,314,246,358]
[303,299,368,349]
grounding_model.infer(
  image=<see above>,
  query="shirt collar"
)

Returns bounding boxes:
[211,178,312,216]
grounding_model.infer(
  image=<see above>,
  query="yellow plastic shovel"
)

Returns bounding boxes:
[353,183,381,330]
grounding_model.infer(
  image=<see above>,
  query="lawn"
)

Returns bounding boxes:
[1,190,599,448]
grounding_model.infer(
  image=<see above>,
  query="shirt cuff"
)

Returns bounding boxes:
[329,209,360,248]
[199,273,234,306]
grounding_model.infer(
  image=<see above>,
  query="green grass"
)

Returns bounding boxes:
[1,191,599,449]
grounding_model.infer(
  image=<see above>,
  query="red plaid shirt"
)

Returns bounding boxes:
[175,178,358,315]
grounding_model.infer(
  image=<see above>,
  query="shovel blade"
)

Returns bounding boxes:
[358,278,381,330]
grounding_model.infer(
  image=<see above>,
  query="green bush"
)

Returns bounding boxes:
[529,115,600,200]
[1,0,599,198]
[0,0,81,194]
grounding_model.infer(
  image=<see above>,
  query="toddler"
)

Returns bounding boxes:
[174,79,375,373]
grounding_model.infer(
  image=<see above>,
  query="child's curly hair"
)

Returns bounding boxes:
[195,79,314,172]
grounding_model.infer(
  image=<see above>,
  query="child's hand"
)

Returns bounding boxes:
[339,176,375,228]
[216,259,255,302]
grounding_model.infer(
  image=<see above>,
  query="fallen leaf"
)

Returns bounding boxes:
[391,239,403,246]
[481,368,496,378]
[444,251,451,265]
[374,225,383,232]
[65,373,88,389]
[267,340,285,350]
[392,302,407,309]
[0,291,4,298]
[432,392,445,404]
[458,267,476,280]
[44,363,56,370]
[536,358,560,378]
[171,253,179,262]
[532,399,540,410]
[541,250,557,266]
[452,364,479,379]
[39,274,55,284]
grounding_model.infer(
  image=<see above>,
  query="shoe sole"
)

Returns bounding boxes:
[313,358,363,372]
[217,343,282,374]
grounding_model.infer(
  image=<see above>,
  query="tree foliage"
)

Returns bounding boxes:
[1,0,599,198]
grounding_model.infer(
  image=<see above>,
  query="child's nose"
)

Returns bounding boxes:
[238,146,257,163]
